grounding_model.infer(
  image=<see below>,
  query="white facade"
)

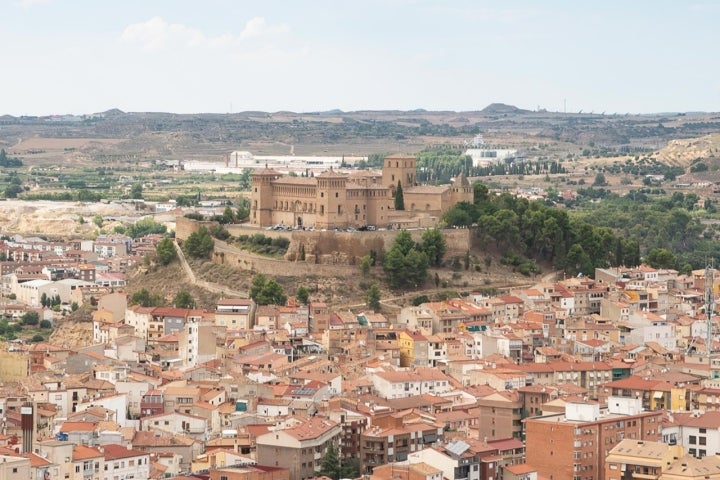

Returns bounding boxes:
[124,308,151,338]
[661,414,720,457]
[142,411,208,440]
[627,324,676,351]
[407,448,478,480]
[102,445,150,480]
[371,371,453,399]
[76,395,130,427]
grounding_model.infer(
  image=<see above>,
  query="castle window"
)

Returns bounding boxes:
[321,193,324,198]
[335,192,339,198]
[337,206,341,214]
[254,187,257,192]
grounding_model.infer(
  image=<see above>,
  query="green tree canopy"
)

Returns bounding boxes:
[394,181,405,210]
[127,217,167,239]
[184,226,215,258]
[21,312,40,326]
[173,291,195,309]
[359,255,372,277]
[296,286,309,305]
[156,237,178,265]
[645,248,678,269]
[317,444,357,480]
[366,284,381,311]
[130,183,143,199]
[130,288,164,307]
[250,274,287,305]
[383,230,429,290]
[421,228,447,267]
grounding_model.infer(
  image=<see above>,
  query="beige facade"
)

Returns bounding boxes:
[250,154,472,229]
[256,417,341,480]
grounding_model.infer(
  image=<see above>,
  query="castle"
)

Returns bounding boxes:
[249,153,473,230]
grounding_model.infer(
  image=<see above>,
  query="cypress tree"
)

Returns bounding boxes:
[395,181,405,210]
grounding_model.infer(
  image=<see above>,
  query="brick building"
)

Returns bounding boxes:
[524,397,663,480]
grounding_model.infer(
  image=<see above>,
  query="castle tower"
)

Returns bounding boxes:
[250,165,282,227]
[450,171,473,204]
[382,154,416,189]
[315,167,347,229]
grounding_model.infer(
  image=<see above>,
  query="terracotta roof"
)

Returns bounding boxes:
[73,445,103,460]
[277,416,338,441]
[505,463,536,475]
[60,421,96,433]
[28,453,52,467]
[103,443,148,460]
[666,411,720,428]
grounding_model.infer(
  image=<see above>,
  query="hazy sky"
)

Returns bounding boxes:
[2,0,719,115]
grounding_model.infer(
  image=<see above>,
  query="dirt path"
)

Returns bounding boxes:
[173,240,249,298]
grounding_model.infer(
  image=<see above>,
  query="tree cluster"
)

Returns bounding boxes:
[184,227,215,258]
[250,274,287,306]
[156,237,178,266]
[130,288,164,307]
[0,149,23,167]
[40,293,62,308]
[383,229,447,289]
[127,218,168,239]
[317,444,359,480]
[442,183,640,276]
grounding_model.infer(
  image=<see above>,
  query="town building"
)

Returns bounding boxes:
[604,439,683,480]
[524,397,663,480]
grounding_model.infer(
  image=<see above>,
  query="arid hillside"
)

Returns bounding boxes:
[0,200,148,237]
[654,132,720,166]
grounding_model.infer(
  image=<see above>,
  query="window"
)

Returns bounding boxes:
[699,437,707,446]
[689,435,697,444]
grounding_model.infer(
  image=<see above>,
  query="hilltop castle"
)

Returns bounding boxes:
[250,153,472,230]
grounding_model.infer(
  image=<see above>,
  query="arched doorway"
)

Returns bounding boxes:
[297,216,303,228]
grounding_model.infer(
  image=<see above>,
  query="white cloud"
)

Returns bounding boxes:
[15,0,52,8]
[120,16,289,52]
[240,17,289,39]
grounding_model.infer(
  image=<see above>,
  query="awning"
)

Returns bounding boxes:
[653,391,664,399]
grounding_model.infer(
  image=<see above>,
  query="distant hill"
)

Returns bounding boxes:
[480,103,530,114]
[97,108,125,117]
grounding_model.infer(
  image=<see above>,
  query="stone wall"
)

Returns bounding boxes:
[213,240,360,277]
[175,217,472,272]
[176,216,220,241]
